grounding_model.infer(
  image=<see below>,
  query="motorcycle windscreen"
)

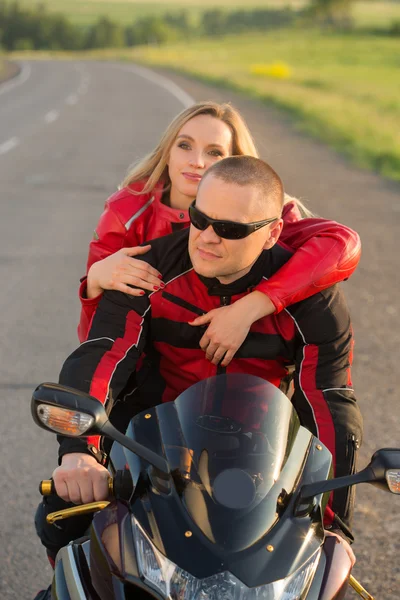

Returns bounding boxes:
[141,374,304,551]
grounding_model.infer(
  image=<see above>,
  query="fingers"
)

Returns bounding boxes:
[205,342,218,362]
[203,341,236,366]
[91,248,163,293]
[189,313,211,326]
[324,531,356,567]
[110,279,164,297]
[220,349,235,367]
[210,347,227,366]
[200,333,230,366]
[116,273,164,293]
[125,257,162,282]
[199,331,211,352]
[93,470,111,502]
[53,463,110,504]
[123,246,162,281]
[124,245,152,256]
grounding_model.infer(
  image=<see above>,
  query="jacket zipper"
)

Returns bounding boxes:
[344,433,360,515]
[217,296,231,376]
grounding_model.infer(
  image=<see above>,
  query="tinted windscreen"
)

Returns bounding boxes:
[130,374,306,551]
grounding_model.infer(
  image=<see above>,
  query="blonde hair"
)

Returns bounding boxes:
[284,193,315,218]
[121,101,259,193]
[121,100,314,217]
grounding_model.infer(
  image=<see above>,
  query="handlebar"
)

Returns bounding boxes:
[39,470,133,501]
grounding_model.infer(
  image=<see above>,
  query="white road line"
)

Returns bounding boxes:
[0,63,32,97]
[0,137,20,155]
[44,110,59,123]
[114,64,194,108]
[66,94,78,105]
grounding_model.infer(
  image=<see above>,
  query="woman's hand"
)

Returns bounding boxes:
[189,303,253,367]
[189,292,276,366]
[86,246,164,298]
[324,530,356,567]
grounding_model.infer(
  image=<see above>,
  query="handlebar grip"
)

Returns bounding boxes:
[39,471,133,499]
[39,480,55,496]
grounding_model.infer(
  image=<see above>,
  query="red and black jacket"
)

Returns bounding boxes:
[60,228,363,534]
[77,181,361,341]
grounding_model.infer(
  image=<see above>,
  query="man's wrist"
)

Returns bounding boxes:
[58,437,107,466]
[61,452,99,466]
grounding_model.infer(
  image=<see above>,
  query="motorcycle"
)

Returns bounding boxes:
[32,373,400,599]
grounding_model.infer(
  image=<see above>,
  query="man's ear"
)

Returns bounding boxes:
[263,219,284,250]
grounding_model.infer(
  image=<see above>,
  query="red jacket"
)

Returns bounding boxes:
[78,181,361,342]
[60,229,363,533]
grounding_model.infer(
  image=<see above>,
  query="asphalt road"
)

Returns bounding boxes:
[0,60,398,599]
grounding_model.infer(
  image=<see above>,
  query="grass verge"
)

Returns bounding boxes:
[80,29,399,181]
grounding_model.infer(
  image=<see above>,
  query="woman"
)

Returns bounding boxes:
[78,101,360,365]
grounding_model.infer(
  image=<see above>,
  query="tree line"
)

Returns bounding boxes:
[1,0,398,51]
[0,2,296,51]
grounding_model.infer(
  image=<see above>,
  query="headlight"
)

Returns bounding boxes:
[133,519,321,599]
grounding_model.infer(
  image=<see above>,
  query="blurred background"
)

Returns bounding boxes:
[0,1,399,598]
[1,0,400,180]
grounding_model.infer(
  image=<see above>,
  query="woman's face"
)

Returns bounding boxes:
[168,114,233,209]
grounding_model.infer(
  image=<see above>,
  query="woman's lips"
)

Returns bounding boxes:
[182,172,202,182]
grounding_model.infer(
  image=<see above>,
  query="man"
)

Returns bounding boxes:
[37,156,362,568]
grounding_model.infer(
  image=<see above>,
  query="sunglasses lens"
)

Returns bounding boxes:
[189,204,252,239]
[189,206,208,231]
[214,223,248,239]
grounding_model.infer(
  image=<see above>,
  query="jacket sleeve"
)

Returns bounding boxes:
[286,286,363,538]
[59,287,151,462]
[78,201,134,343]
[254,202,361,313]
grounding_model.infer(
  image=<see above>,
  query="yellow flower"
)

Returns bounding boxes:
[250,62,292,79]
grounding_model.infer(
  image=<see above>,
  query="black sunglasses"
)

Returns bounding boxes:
[189,201,278,240]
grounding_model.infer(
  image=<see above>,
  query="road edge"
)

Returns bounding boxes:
[0,59,21,85]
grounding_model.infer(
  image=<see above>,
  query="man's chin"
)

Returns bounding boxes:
[192,258,221,280]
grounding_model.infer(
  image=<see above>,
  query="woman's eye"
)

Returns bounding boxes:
[178,142,191,150]
[209,149,224,157]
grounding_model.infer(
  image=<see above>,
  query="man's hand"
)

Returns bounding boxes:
[189,304,253,367]
[52,453,110,504]
[325,530,356,567]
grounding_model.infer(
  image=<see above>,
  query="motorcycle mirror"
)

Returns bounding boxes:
[31,382,170,474]
[296,447,400,517]
[366,448,400,494]
[32,382,109,436]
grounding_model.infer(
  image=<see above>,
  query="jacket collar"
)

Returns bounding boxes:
[196,251,269,296]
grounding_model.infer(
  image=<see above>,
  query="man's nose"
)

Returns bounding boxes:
[200,225,220,243]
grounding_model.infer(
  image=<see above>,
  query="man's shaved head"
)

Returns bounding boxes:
[198,155,284,218]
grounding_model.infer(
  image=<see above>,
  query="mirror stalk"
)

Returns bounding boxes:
[99,421,170,475]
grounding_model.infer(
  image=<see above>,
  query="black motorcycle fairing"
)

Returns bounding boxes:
[300,550,326,599]
[111,375,333,588]
[90,502,128,599]
[53,558,71,600]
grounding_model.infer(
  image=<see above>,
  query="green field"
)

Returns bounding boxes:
[16,0,400,29]
[80,29,398,180]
